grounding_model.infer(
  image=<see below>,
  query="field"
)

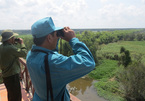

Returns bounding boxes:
[99,41,145,55]
[97,41,145,62]
[91,40,145,101]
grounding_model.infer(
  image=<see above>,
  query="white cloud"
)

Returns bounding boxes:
[95,3,145,28]
[0,0,145,29]
[100,0,109,3]
[0,0,88,29]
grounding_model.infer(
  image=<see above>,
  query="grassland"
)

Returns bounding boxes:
[89,59,118,80]
[99,41,145,55]
[97,41,145,62]
[90,41,145,101]
[89,59,126,101]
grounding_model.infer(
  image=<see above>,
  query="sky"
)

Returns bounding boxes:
[0,0,145,29]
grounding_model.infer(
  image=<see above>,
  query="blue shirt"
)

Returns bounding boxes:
[26,38,95,101]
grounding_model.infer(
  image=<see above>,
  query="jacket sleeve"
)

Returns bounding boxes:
[10,43,27,57]
[50,38,95,84]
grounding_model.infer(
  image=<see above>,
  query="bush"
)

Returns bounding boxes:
[118,60,145,101]
[119,47,132,68]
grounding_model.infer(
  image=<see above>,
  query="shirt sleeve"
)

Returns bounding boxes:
[49,38,95,84]
[9,43,27,57]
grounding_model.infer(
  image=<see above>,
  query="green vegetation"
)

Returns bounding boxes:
[95,80,125,101]
[118,60,145,101]
[89,59,118,80]
[89,59,126,101]
[20,35,33,50]
[98,41,145,59]
[92,41,145,101]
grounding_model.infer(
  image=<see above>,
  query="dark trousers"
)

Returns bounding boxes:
[3,74,22,101]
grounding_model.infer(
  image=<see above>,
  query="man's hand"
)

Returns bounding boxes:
[61,27,76,42]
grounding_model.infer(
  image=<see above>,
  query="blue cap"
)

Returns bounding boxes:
[31,17,63,38]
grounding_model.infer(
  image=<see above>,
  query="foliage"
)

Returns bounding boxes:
[119,47,132,68]
[89,59,126,100]
[20,35,33,51]
[98,41,145,61]
[95,29,145,44]
[89,59,118,80]
[118,56,145,101]
[92,40,145,101]
[95,79,126,101]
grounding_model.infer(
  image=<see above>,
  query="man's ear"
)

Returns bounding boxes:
[46,34,52,43]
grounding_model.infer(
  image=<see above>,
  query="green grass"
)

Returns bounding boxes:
[99,41,145,55]
[97,41,145,61]
[88,59,126,101]
[89,59,118,80]
[95,80,126,101]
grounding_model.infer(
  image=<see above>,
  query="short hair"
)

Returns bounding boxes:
[33,32,55,46]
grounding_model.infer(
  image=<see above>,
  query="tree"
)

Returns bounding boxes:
[119,47,131,68]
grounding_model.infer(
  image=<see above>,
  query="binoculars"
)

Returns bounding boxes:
[57,29,64,37]
[15,38,20,42]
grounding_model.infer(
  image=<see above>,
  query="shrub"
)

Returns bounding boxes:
[118,58,145,101]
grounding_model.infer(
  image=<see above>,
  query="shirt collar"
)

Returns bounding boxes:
[31,45,54,53]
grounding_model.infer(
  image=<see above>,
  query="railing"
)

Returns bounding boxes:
[19,58,34,99]
[19,58,81,101]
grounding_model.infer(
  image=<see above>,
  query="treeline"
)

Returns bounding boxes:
[0,30,31,35]
[82,29,145,45]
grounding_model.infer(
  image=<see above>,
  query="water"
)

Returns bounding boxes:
[67,77,107,101]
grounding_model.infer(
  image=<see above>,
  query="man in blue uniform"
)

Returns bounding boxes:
[26,17,95,101]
